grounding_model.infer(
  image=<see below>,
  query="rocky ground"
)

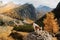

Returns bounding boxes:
[24,32,58,40]
[0,29,59,40]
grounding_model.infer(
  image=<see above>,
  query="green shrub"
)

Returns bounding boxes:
[13,24,34,32]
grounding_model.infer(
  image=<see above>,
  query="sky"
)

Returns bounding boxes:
[0,0,60,8]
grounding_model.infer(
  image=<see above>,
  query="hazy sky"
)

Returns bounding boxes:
[0,0,60,8]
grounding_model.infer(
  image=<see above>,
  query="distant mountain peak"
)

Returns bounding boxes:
[37,5,52,12]
[36,5,53,19]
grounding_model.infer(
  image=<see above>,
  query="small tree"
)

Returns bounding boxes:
[43,12,59,34]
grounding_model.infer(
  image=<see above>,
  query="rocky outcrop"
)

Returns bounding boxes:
[24,31,52,40]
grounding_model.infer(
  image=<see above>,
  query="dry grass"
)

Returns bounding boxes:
[53,37,57,40]
[12,30,29,37]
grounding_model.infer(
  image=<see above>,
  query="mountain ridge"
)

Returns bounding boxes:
[36,5,53,19]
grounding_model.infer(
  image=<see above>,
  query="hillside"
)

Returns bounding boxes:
[0,3,37,22]
[0,2,19,13]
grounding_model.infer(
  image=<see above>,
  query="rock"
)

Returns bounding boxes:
[55,32,60,40]
[9,31,29,40]
[24,31,52,40]
[9,32,23,40]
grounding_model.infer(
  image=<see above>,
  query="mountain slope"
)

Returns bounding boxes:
[0,2,19,13]
[37,5,52,12]
[36,5,53,18]
[14,3,37,20]
[1,3,37,21]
